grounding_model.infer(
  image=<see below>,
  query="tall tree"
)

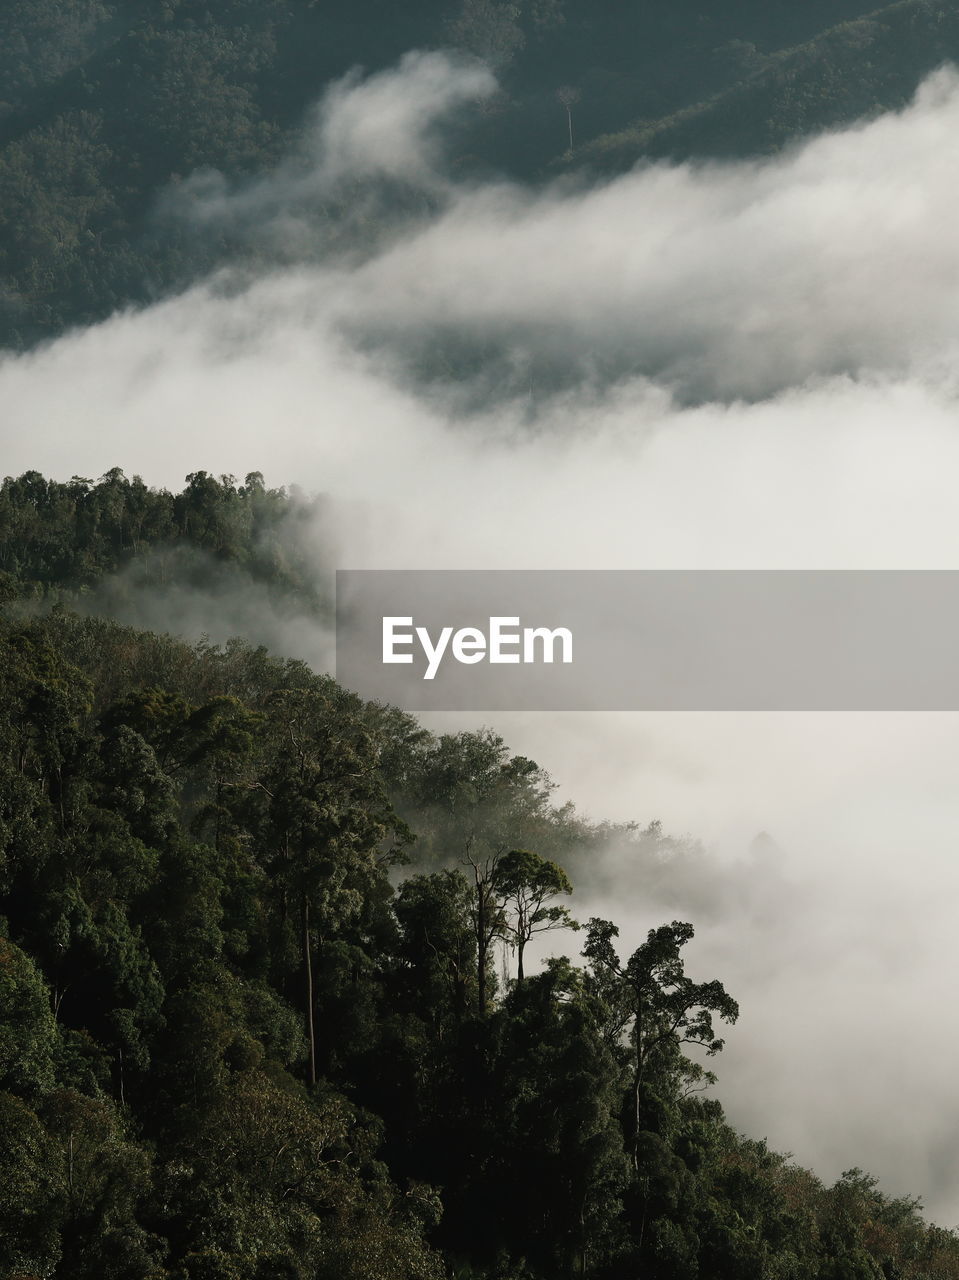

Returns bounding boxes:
[494,846,577,982]
[583,919,738,1171]
[253,688,408,1085]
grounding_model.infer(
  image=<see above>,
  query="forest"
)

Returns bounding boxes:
[3,0,959,348]
[3,0,958,1274]
[0,472,955,1278]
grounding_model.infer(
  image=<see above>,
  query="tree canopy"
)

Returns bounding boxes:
[0,545,953,1277]
[2,0,959,348]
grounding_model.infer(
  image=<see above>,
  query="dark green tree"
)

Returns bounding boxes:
[250,688,408,1086]
[493,847,576,982]
[584,918,738,1166]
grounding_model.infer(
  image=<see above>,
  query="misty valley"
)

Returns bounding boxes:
[5,0,959,1277]
[0,473,954,1279]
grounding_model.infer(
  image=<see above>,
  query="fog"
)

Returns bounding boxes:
[4,51,959,1221]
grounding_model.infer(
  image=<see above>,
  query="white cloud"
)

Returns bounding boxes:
[4,52,959,1220]
[163,51,496,249]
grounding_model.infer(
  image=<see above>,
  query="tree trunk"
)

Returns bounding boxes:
[633,1065,642,1173]
[633,993,644,1171]
[477,886,488,1015]
[303,894,316,1086]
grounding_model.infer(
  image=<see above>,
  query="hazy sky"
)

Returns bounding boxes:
[5,50,959,1222]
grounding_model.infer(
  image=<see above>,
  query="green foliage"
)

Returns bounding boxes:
[0,468,325,619]
[157,1068,442,1280]
[444,0,526,69]
[0,936,59,1098]
[493,846,577,980]
[0,545,954,1277]
[394,868,479,1026]
[2,0,958,346]
[578,2,959,169]
[0,1091,63,1276]
[40,1087,161,1278]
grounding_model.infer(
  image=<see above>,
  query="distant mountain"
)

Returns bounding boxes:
[576,0,959,169]
[0,0,952,348]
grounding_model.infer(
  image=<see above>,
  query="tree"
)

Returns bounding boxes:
[582,920,738,1275]
[465,844,577,1013]
[556,85,580,154]
[0,936,59,1099]
[158,1068,444,1280]
[394,868,478,1028]
[402,729,558,1015]
[252,689,408,1086]
[493,847,577,982]
[40,1088,159,1278]
[464,839,507,1017]
[0,1092,63,1277]
[583,919,738,1172]
[489,959,629,1278]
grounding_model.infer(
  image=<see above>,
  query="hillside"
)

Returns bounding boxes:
[2,1,958,1272]
[578,0,959,169]
[1,596,957,1278]
[1,0,956,348]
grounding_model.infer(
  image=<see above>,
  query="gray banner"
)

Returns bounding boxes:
[335,570,959,710]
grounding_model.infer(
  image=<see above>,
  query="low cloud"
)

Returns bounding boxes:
[4,52,959,1221]
[162,51,496,258]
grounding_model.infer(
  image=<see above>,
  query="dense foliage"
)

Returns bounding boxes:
[2,0,959,347]
[0,469,328,656]
[0,468,320,603]
[0,556,957,1276]
[2,0,954,1267]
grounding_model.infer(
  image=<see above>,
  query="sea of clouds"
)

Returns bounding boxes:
[4,50,959,1220]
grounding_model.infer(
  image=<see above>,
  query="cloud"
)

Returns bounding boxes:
[324,63,959,403]
[311,49,495,185]
[161,51,496,257]
[4,52,959,1220]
